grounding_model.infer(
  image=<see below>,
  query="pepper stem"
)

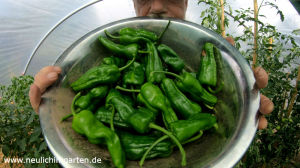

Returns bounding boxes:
[119,55,136,71]
[148,123,186,166]
[71,92,81,116]
[107,104,115,131]
[60,113,73,122]
[157,20,171,44]
[104,30,119,39]
[208,81,224,94]
[182,131,203,145]
[151,71,183,81]
[115,86,140,93]
[139,135,169,167]
[138,50,150,54]
[61,92,81,122]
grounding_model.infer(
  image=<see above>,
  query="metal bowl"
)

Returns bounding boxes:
[39,17,260,168]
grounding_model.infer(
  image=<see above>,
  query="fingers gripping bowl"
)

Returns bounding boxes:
[39,17,259,168]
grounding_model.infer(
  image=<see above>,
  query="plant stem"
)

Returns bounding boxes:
[139,135,169,167]
[280,72,290,118]
[220,0,225,37]
[61,113,73,122]
[115,86,140,93]
[119,55,136,71]
[182,131,203,145]
[224,11,252,33]
[287,66,300,117]
[138,50,150,54]
[105,30,118,39]
[252,0,258,69]
[151,71,183,81]
[149,123,186,166]
[157,20,171,44]
[109,105,115,131]
[71,92,81,116]
[199,0,252,34]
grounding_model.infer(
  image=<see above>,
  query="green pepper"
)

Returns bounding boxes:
[102,56,125,67]
[157,44,185,72]
[107,93,155,134]
[176,80,217,107]
[151,70,217,106]
[139,82,178,129]
[161,78,201,119]
[122,61,145,85]
[145,42,165,83]
[208,46,224,93]
[95,106,131,129]
[99,36,138,59]
[105,30,151,45]
[169,113,216,142]
[128,107,156,134]
[137,93,158,113]
[71,55,136,92]
[70,64,120,92]
[75,85,108,109]
[105,89,134,108]
[69,93,125,168]
[109,96,136,124]
[117,131,173,161]
[119,27,158,42]
[72,110,125,168]
[197,42,217,86]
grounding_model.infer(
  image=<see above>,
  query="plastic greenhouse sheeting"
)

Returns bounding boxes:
[0,0,299,85]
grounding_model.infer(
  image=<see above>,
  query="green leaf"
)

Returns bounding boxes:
[292,29,300,35]
[17,138,26,152]
[38,141,47,152]
[38,164,46,168]
[25,111,36,126]
[200,10,206,18]
[29,127,42,143]
[1,144,10,156]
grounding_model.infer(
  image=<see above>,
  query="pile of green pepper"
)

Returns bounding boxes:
[62,21,224,168]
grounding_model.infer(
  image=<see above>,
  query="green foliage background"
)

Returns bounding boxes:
[0,0,299,168]
[0,76,60,168]
[198,0,300,167]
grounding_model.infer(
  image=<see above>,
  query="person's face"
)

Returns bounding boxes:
[133,0,188,19]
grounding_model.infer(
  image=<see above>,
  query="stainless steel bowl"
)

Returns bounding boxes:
[39,17,260,168]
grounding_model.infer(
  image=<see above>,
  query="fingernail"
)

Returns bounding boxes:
[255,67,263,77]
[267,101,274,113]
[54,66,62,73]
[47,72,58,80]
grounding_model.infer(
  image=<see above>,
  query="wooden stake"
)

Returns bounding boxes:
[287,66,300,117]
[253,0,258,69]
[220,0,225,37]
[268,37,273,60]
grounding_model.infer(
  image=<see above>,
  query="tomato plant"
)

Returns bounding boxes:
[198,0,300,167]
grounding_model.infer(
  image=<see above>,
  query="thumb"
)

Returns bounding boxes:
[30,66,61,113]
[29,84,42,113]
[34,66,61,93]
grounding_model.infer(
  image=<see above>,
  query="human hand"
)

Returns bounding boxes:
[253,67,274,129]
[29,66,62,113]
[225,37,274,129]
